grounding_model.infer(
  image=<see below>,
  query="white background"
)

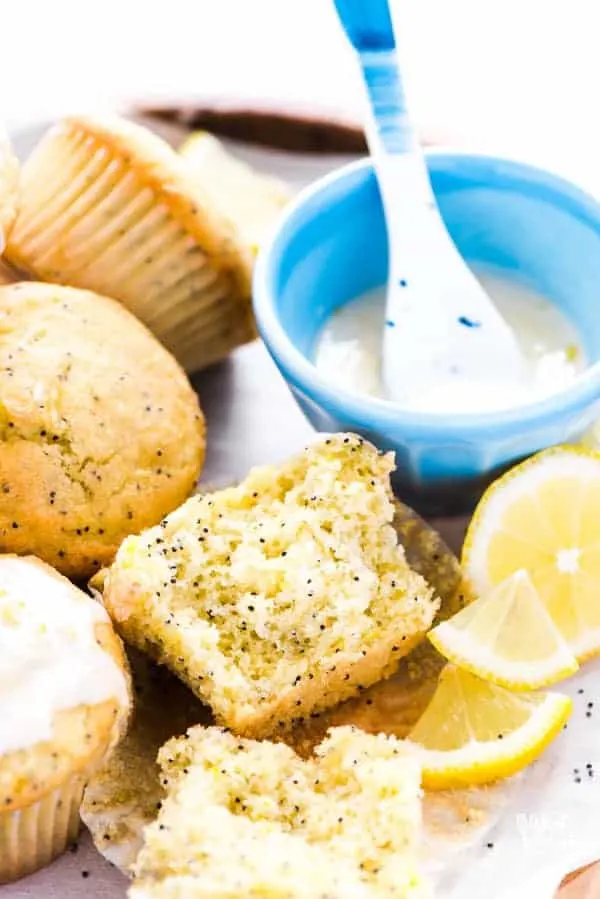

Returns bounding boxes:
[2,0,600,183]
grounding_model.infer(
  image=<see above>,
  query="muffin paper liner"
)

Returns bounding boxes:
[0,776,85,883]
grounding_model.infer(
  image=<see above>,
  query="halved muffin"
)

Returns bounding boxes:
[82,503,459,872]
[0,555,130,882]
[6,115,255,372]
[99,434,439,738]
[129,725,429,899]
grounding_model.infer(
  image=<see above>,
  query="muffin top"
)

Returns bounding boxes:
[0,555,130,810]
[0,282,205,578]
[0,130,19,250]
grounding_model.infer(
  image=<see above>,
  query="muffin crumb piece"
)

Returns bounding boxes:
[130,725,428,899]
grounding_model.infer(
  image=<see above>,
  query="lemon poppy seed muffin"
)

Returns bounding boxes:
[0,555,130,882]
[130,725,429,899]
[0,130,19,251]
[179,131,291,254]
[6,115,256,373]
[0,282,205,579]
[99,434,439,738]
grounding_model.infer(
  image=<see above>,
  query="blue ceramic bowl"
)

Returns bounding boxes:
[253,154,600,515]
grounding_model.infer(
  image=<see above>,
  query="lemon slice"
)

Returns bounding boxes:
[428,570,579,690]
[179,131,290,253]
[408,664,572,789]
[463,446,600,661]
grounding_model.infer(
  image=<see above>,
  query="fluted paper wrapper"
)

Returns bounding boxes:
[0,778,85,883]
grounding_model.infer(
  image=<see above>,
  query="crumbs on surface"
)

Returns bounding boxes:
[129,725,429,899]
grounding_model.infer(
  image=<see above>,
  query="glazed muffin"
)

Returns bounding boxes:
[0,555,130,883]
[0,282,205,579]
[0,129,19,251]
[6,115,256,373]
[99,434,439,738]
[130,725,428,899]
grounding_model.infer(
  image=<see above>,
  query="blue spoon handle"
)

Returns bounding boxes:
[332,0,414,155]
[359,48,415,155]
[332,0,436,234]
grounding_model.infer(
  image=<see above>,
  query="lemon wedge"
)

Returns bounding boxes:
[408,664,572,789]
[428,570,579,690]
[463,446,600,661]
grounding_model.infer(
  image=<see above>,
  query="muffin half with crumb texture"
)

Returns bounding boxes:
[6,115,255,373]
[99,434,438,738]
[0,282,205,579]
[130,725,428,899]
[0,555,130,883]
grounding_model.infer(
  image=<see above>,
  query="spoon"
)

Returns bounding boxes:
[331,0,526,406]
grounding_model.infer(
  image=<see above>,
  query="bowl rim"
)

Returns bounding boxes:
[253,152,600,437]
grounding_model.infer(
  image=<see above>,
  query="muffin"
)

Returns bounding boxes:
[6,115,256,373]
[99,434,439,738]
[179,131,291,254]
[0,281,205,579]
[0,554,130,882]
[130,725,429,899]
[0,129,19,251]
